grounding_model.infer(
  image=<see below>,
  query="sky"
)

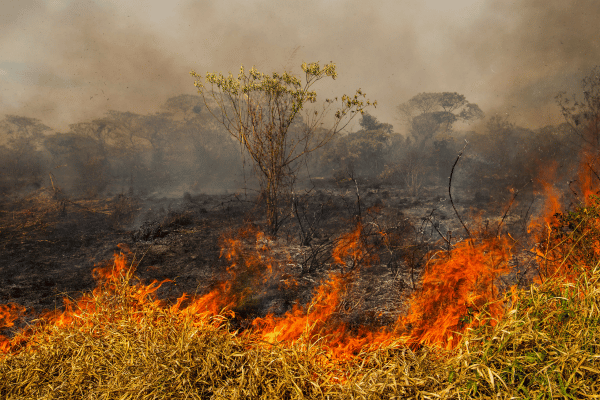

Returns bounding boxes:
[1,0,599,133]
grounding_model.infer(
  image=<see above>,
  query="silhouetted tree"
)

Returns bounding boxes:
[137,112,175,173]
[322,113,392,177]
[161,94,241,187]
[44,132,109,196]
[0,115,51,191]
[397,92,484,151]
[65,118,126,196]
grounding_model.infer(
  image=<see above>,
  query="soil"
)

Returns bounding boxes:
[0,180,540,339]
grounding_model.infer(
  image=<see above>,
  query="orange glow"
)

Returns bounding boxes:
[399,236,511,350]
[332,223,378,273]
[0,303,26,353]
[577,151,600,205]
[252,273,345,343]
[252,271,397,363]
[526,146,600,283]
[1,221,515,368]
[0,303,24,329]
[528,160,562,234]
[249,223,397,362]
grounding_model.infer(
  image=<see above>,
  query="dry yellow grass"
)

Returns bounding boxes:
[1,256,598,399]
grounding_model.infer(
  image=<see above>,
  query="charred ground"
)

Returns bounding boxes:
[0,174,542,340]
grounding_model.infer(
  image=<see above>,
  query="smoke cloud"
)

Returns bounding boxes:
[1,0,599,132]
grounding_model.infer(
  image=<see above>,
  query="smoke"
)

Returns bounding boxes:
[0,0,191,130]
[454,0,600,128]
[1,0,599,133]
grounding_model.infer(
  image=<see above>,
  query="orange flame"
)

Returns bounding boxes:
[252,271,396,364]
[527,145,600,283]
[1,220,515,369]
[577,151,600,205]
[0,303,26,353]
[528,160,562,234]
[252,273,345,343]
[250,223,397,362]
[399,236,511,349]
[332,223,377,271]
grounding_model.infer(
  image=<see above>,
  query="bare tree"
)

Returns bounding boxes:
[191,62,374,233]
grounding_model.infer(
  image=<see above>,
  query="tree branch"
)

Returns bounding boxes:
[449,141,471,239]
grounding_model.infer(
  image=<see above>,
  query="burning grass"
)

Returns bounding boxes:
[0,251,599,398]
[1,196,600,398]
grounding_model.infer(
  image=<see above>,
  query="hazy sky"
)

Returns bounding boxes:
[1,0,599,133]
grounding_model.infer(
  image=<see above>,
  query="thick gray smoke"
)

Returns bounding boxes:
[2,0,600,133]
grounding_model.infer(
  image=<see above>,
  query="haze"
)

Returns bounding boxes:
[1,0,599,132]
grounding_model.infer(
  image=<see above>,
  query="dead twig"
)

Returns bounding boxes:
[347,169,362,223]
[424,208,451,247]
[449,141,471,239]
[496,179,532,237]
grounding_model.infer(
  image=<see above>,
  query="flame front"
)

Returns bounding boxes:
[0,218,522,380]
[399,236,512,349]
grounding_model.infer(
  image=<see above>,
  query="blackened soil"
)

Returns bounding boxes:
[0,183,539,339]
[0,189,254,336]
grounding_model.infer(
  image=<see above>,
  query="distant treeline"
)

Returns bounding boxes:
[0,94,584,199]
[0,95,244,197]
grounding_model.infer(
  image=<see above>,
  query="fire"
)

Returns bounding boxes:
[577,151,600,205]
[399,235,512,350]
[252,270,397,366]
[41,244,171,329]
[0,244,176,356]
[217,225,283,306]
[92,243,132,280]
[0,219,516,369]
[528,160,562,234]
[0,303,26,353]
[332,223,377,272]
[250,223,399,362]
[527,142,600,283]
[252,273,345,343]
[0,304,24,330]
